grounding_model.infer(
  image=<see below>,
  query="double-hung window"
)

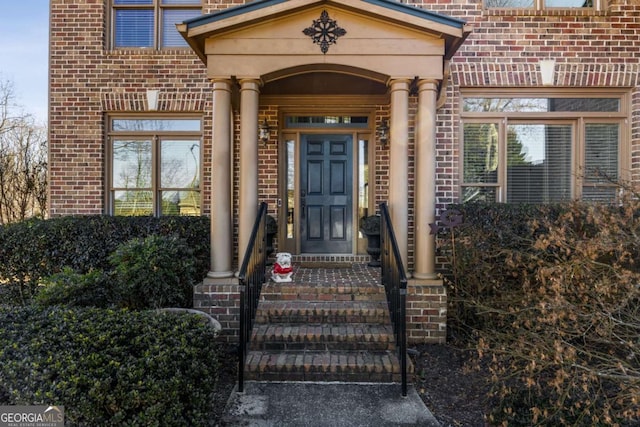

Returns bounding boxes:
[108,117,202,216]
[112,0,201,49]
[461,92,628,204]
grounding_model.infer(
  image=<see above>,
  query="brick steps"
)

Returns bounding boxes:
[250,323,395,351]
[245,350,405,382]
[254,300,389,324]
[244,268,412,384]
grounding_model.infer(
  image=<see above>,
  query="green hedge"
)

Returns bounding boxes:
[0,215,210,304]
[0,306,222,425]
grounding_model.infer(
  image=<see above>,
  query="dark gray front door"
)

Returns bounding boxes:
[300,134,353,253]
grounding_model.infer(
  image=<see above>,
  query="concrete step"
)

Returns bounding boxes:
[254,300,390,325]
[250,323,396,351]
[244,349,412,383]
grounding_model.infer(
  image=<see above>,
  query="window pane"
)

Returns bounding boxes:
[114,9,154,48]
[160,140,200,188]
[464,98,619,113]
[507,124,572,203]
[462,186,497,203]
[162,9,200,47]
[115,0,152,4]
[285,116,369,128]
[463,123,499,184]
[286,139,295,239]
[162,0,200,4]
[161,190,200,215]
[112,119,201,132]
[545,0,591,7]
[114,190,153,216]
[584,124,618,183]
[485,0,534,7]
[112,140,152,189]
[582,186,617,202]
[358,138,370,237]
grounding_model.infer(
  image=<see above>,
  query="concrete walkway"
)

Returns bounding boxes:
[221,381,440,426]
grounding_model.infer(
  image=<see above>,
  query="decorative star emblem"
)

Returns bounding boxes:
[302,10,346,54]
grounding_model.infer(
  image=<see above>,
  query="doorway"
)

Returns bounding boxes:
[299,134,353,253]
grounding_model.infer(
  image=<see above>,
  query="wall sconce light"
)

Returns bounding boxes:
[539,59,556,86]
[258,119,270,145]
[376,120,389,148]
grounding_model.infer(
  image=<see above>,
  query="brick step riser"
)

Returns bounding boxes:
[250,341,395,352]
[245,371,404,383]
[254,313,390,324]
[260,293,387,302]
[244,350,411,383]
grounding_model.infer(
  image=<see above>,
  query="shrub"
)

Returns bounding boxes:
[439,199,640,426]
[0,215,209,304]
[35,267,114,308]
[109,235,196,309]
[0,305,222,426]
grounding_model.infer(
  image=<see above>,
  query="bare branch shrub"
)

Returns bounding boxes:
[441,192,640,426]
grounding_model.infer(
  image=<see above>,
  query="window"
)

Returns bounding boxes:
[461,94,626,204]
[485,0,600,10]
[108,118,202,216]
[112,0,200,49]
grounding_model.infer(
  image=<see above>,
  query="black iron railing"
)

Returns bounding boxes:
[238,202,268,393]
[379,202,409,397]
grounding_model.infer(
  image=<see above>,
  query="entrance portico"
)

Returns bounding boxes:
[178,0,470,279]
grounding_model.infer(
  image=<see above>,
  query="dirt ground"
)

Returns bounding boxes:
[412,344,490,427]
[212,344,490,426]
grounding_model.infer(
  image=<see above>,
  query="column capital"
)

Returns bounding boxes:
[416,79,439,93]
[238,78,262,93]
[210,78,233,91]
[387,78,412,91]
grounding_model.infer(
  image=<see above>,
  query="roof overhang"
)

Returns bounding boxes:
[177,0,471,82]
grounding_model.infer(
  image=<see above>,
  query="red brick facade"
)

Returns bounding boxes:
[49,0,640,343]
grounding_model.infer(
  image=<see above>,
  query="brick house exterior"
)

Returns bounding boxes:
[49,0,640,343]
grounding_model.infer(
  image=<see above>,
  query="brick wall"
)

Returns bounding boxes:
[50,0,640,343]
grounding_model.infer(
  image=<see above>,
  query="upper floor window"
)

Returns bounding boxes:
[460,92,628,204]
[112,0,201,49]
[485,0,600,9]
[107,117,202,216]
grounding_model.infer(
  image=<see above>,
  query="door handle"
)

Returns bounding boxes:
[301,198,306,218]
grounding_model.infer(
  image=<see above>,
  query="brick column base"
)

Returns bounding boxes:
[193,277,240,342]
[407,278,447,344]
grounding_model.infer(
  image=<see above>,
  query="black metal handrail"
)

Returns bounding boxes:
[237,202,268,393]
[379,202,409,397]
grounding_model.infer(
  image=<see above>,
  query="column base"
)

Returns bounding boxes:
[412,271,440,280]
[207,270,235,279]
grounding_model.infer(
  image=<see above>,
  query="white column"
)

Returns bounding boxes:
[238,79,261,264]
[414,79,438,279]
[388,79,411,270]
[208,79,234,278]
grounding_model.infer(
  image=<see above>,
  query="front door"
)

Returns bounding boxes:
[300,134,353,253]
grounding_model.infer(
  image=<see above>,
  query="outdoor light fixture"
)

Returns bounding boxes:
[258,119,270,145]
[539,59,556,86]
[376,120,389,148]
